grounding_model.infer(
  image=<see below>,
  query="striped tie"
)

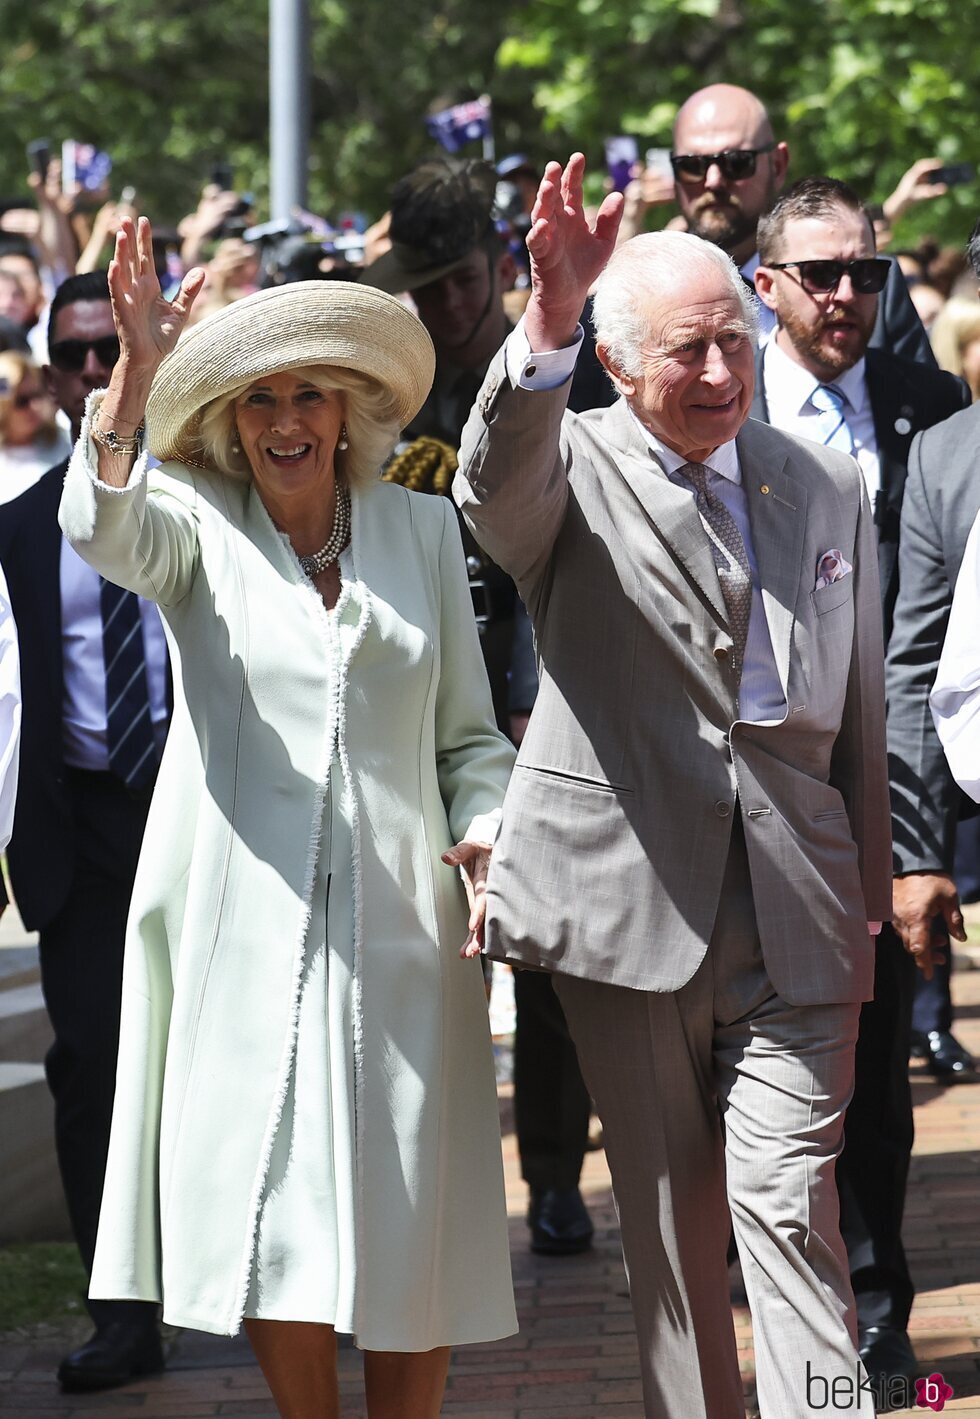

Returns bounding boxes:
[100,579,157,790]
[810,383,855,455]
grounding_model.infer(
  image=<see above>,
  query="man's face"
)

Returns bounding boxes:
[601,271,755,461]
[411,246,497,354]
[45,300,118,434]
[756,209,878,381]
[672,108,787,257]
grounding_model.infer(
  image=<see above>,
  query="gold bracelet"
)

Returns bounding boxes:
[92,419,145,457]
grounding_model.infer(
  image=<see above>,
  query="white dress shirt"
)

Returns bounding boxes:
[761,338,880,504]
[60,538,170,770]
[931,509,980,802]
[0,563,21,850]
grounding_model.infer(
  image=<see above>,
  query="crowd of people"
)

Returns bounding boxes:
[1,79,979,1419]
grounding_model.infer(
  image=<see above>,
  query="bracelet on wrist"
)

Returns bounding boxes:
[92,419,145,458]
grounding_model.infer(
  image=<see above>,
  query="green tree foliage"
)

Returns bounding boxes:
[0,0,975,246]
[499,0,979,246]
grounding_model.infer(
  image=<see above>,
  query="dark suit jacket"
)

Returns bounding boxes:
[870,255,937,368]
[886,400,980,875]
[750,348,970,641]
[0,460,74,928]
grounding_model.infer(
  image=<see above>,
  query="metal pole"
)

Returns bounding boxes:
[269,0,310,221]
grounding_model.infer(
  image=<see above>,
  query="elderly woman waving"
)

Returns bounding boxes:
[59,217,517,1419]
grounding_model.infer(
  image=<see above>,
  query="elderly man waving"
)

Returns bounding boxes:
[455,154,892,1419]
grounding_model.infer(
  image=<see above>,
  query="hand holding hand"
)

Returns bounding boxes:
[442,841,492,959]
[109,216,205,373]
[891,871,965,980]
[524,153,623,352]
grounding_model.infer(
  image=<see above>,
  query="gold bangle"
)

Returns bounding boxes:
[92,419,145,457]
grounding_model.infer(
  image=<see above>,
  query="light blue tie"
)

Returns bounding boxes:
[810,383,855,456]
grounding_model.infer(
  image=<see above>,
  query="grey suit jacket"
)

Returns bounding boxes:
[887,399,980,875]
[455,342,892,1006]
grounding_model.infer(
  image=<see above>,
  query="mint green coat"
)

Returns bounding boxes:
[60,408,517,1347]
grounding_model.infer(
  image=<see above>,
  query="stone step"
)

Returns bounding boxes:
[0,1062,70,1243]
[0,980,52,1063]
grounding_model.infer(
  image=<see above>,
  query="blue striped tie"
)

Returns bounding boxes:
[100,579,157,790]
[810,383,855,455]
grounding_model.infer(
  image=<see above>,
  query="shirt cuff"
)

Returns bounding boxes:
[867,921,882,936]
[460,809,503,849]
[505,316,584,390]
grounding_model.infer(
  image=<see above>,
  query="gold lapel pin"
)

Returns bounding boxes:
[760,484,770,495]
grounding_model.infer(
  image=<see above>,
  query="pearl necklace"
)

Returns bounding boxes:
[298,487,351,578]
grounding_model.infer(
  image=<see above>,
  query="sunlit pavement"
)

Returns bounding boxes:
[2,963,979,1417]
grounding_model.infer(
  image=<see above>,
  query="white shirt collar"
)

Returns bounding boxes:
[628,408,741,484]
[764,334,868,417]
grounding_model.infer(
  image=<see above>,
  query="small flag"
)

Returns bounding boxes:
[425,97,492,154]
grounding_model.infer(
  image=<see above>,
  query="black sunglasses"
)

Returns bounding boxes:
[670,144,776,183]
[767,258,890,296]
[48,336,121,373]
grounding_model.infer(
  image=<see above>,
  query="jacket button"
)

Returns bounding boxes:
[714,645,729,662]
[715,800,731,817]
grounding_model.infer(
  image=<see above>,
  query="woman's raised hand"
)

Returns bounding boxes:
[108,216,205,372]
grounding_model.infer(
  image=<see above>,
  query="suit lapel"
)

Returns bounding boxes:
[602,401,729,629]
[33,462,69,703]
[737,423,807,699]
[866,349,911,520]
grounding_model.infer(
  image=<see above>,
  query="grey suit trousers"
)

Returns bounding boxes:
[555,820,868,1419]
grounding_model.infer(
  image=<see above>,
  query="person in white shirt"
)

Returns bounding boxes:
[0,350,71,504]
[750,173,971,1404]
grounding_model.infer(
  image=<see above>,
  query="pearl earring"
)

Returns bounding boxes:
[337,423,349,452]
[231,429,241,454]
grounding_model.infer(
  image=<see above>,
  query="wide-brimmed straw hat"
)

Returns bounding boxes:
[145,280,435,464]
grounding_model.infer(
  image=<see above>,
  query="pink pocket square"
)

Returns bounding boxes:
[814,549,852,591]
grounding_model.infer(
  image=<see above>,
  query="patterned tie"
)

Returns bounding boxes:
[679,462,753,676]
[100,579,157,790]
[810,383,855,455]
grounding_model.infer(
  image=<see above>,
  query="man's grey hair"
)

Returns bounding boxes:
[591,231,758,379]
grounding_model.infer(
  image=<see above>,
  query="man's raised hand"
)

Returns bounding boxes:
[524,154,624,352]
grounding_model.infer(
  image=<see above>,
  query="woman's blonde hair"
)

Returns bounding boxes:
[194,364,402,486]
[0,350,60,448]
[930,297,980,381]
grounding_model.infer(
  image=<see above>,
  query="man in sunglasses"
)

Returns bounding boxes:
[751,175,970,1409]
[669,84,934,366]
[0,270,168,1391]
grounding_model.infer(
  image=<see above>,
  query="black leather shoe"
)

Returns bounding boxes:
[527,1185,594,1255]
[858,1325,917,1412]
[57,1322,164,1392]
[910,1029,977,1080]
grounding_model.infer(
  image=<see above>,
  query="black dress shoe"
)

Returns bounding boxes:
[57,1321,164,1392]
[858,1325,917,1412]
[527,1185,594,1255]
[910,1029,977,1080]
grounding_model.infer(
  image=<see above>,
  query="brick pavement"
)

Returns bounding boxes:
[2,967,980,1417]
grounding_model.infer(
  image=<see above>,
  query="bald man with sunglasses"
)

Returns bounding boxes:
[0,270,168,1392]
[750,175,969,1408]
[647,84,936,367]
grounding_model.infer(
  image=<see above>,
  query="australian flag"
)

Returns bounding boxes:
[425,97,492,154]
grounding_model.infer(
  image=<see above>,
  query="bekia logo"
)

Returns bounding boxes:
[915,1373,954,1411]
[805,1361,954,1410]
